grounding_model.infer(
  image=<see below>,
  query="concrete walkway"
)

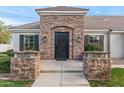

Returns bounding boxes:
[32,60,90,87]
[112,65,124,68]
[112,61,124,68]
[0,73,13,80]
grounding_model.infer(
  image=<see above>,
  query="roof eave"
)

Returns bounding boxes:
[35,6,89,11]
[35,10,88,16]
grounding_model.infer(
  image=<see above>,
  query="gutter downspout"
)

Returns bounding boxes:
[107,29,112,58]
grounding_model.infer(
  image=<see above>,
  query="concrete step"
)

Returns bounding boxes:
[40,70,83,73]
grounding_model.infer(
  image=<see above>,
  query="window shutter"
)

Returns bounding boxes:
[99,35,104,51]
[20,35,24,51]
[35,35,39,51]
[84,35,89,45]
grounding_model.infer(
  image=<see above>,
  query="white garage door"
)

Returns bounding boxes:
[110,33,124,59]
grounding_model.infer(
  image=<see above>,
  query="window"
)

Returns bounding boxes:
[84,35,104,50]
[24,35,35,50]
[89,35,100,44]
[20,35,39,51]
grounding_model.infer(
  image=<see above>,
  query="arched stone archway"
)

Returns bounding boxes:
[51,26,73,59]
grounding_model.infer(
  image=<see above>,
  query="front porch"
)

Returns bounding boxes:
[32,60,90,87]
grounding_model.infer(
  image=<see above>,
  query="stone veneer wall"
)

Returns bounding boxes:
[11,51,41,80]
[83,58,111,80]
[40,15,84,60]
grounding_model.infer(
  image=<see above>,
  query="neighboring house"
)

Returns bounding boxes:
[11,6,124,60]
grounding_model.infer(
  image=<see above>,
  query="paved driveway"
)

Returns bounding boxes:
[32,60,90,87]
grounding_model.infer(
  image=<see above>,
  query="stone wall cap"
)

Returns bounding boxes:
[14,51,40,54]
[84,51,110,54]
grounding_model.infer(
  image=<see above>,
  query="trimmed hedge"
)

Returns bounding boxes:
[84,44,102,51]
[0,54,10,73]
[0,49,14,57]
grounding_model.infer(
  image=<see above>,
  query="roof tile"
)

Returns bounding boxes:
[12,16,124,31]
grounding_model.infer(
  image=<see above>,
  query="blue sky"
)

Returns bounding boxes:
[0,6,124,26]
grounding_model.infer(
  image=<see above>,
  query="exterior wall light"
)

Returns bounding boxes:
[77,36,81,43]
[42,36,47,43]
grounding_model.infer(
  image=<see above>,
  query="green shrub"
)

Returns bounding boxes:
[0,54,8,57]
[0,54,10,73]
[0,49,14,57]
[84,44,102,51]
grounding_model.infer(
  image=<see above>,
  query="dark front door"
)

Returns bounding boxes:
[55,32,69,60]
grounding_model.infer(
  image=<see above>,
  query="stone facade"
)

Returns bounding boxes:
[11,51,41,80]
[83,58,111,80]
[40,15,84,60]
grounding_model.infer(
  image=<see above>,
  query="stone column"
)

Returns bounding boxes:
[11,51,41,80]
[83,52,111,80]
